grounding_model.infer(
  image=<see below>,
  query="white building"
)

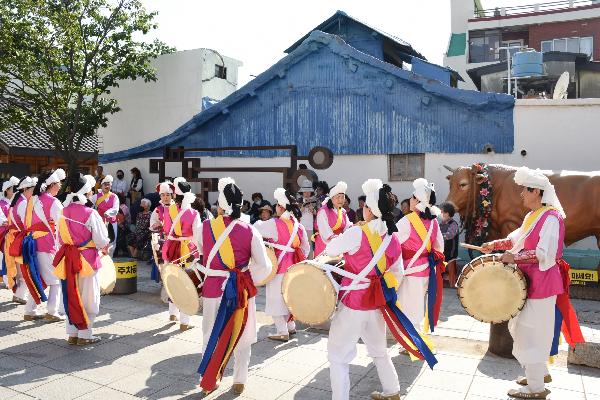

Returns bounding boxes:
[99,48,242,155]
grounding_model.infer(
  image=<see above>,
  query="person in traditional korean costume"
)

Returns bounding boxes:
[7,176,40,319]
[18,169,66,321]
[313,181,353,257]
[160,177,202,331]
[0,176,25,302]
[395,178,445,335]
[481,167,584,400]
[53,175,110,345]
[197,177,272,396]
[149,181,174,285]
[92,175,119,258]
[325,179,437,400]
[255,188,310,342]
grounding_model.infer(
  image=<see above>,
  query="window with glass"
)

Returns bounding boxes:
[388,154,425,181]
[540,36,594,59]
[469,30,501,63]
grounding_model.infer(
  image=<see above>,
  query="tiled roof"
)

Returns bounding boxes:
[0,102,98,154]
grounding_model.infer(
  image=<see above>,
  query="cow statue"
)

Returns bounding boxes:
[445,163,600,255]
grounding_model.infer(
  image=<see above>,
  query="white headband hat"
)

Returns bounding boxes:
[362,179,383,218]
[39,168,66,192]
[322,181,348,206]
[2,176,20,193]
[217,177,236,215]
[63,175,96,206]
[412,178,441,216]
[174,177,187,196]
[18,176,38,190]
[274,188,289,207]
[514,166,565,218]
[157,181,174,194]
[274,187,292,219]
[101,175,113,185]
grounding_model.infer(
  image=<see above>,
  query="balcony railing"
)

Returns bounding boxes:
[474,0,595,19]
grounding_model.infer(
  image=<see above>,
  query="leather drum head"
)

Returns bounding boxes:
[161,263,200,316]
[457,255,527,323]
[282,261,337,326]
[255,246,278,287]
[98,255,117,295]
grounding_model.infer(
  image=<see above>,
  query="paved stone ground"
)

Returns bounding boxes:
[1,263,599,400]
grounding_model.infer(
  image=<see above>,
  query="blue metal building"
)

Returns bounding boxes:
[101,12,514,164]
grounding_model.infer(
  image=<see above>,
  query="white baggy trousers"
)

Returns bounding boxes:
[202,296,258,384]
[328,304,400,400]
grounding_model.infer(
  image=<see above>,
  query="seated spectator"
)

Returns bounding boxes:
[249,192,272,223]
[343,195,356,223]
[127,198,152,259]
[114,208,129,257]
[241,200,251,214]
[118,193,131,225]
[257,204,273,222]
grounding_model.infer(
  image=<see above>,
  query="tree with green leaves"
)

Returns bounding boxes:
[0,0,173,178]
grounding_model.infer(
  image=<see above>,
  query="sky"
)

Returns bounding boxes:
[140,0,564,86]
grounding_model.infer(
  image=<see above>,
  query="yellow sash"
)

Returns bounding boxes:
[407,212,432,251]
[209,216,236,269]
[331,208,344,231]
[360,225,398,289]
[523,206,555,232]
[282,218,300,248]
[95,191,111,208]
[2,211,17,288]
[24,198,34,229]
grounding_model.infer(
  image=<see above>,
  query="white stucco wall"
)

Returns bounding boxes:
[98,48,242,154]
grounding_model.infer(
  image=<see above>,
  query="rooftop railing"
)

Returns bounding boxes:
[474,0,596,18]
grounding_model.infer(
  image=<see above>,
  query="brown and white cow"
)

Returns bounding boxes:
[445,163,600,249]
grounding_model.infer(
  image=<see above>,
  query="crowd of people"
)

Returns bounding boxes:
[0,165,583,400]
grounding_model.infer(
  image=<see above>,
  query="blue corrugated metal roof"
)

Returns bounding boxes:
[284,10,425,60]
[100,31,514,164]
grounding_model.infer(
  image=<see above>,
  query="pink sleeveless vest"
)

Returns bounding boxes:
[342,231,402,311]
[0,198,10,239]
[96,191,118,223]
[202,216,254,298]
[519,210,565,299]
[61,204,101,270]
[314,207,348,256]
[161,205,199,261]
[32,193,59,253]
[272,217,305,274]
[401,218,439,278]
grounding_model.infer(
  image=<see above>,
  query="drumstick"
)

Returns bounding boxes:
[460,243,484,252]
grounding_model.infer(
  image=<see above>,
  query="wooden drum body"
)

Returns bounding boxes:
[161,262,203,315]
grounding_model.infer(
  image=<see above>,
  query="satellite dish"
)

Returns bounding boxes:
[552,71,570,99]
